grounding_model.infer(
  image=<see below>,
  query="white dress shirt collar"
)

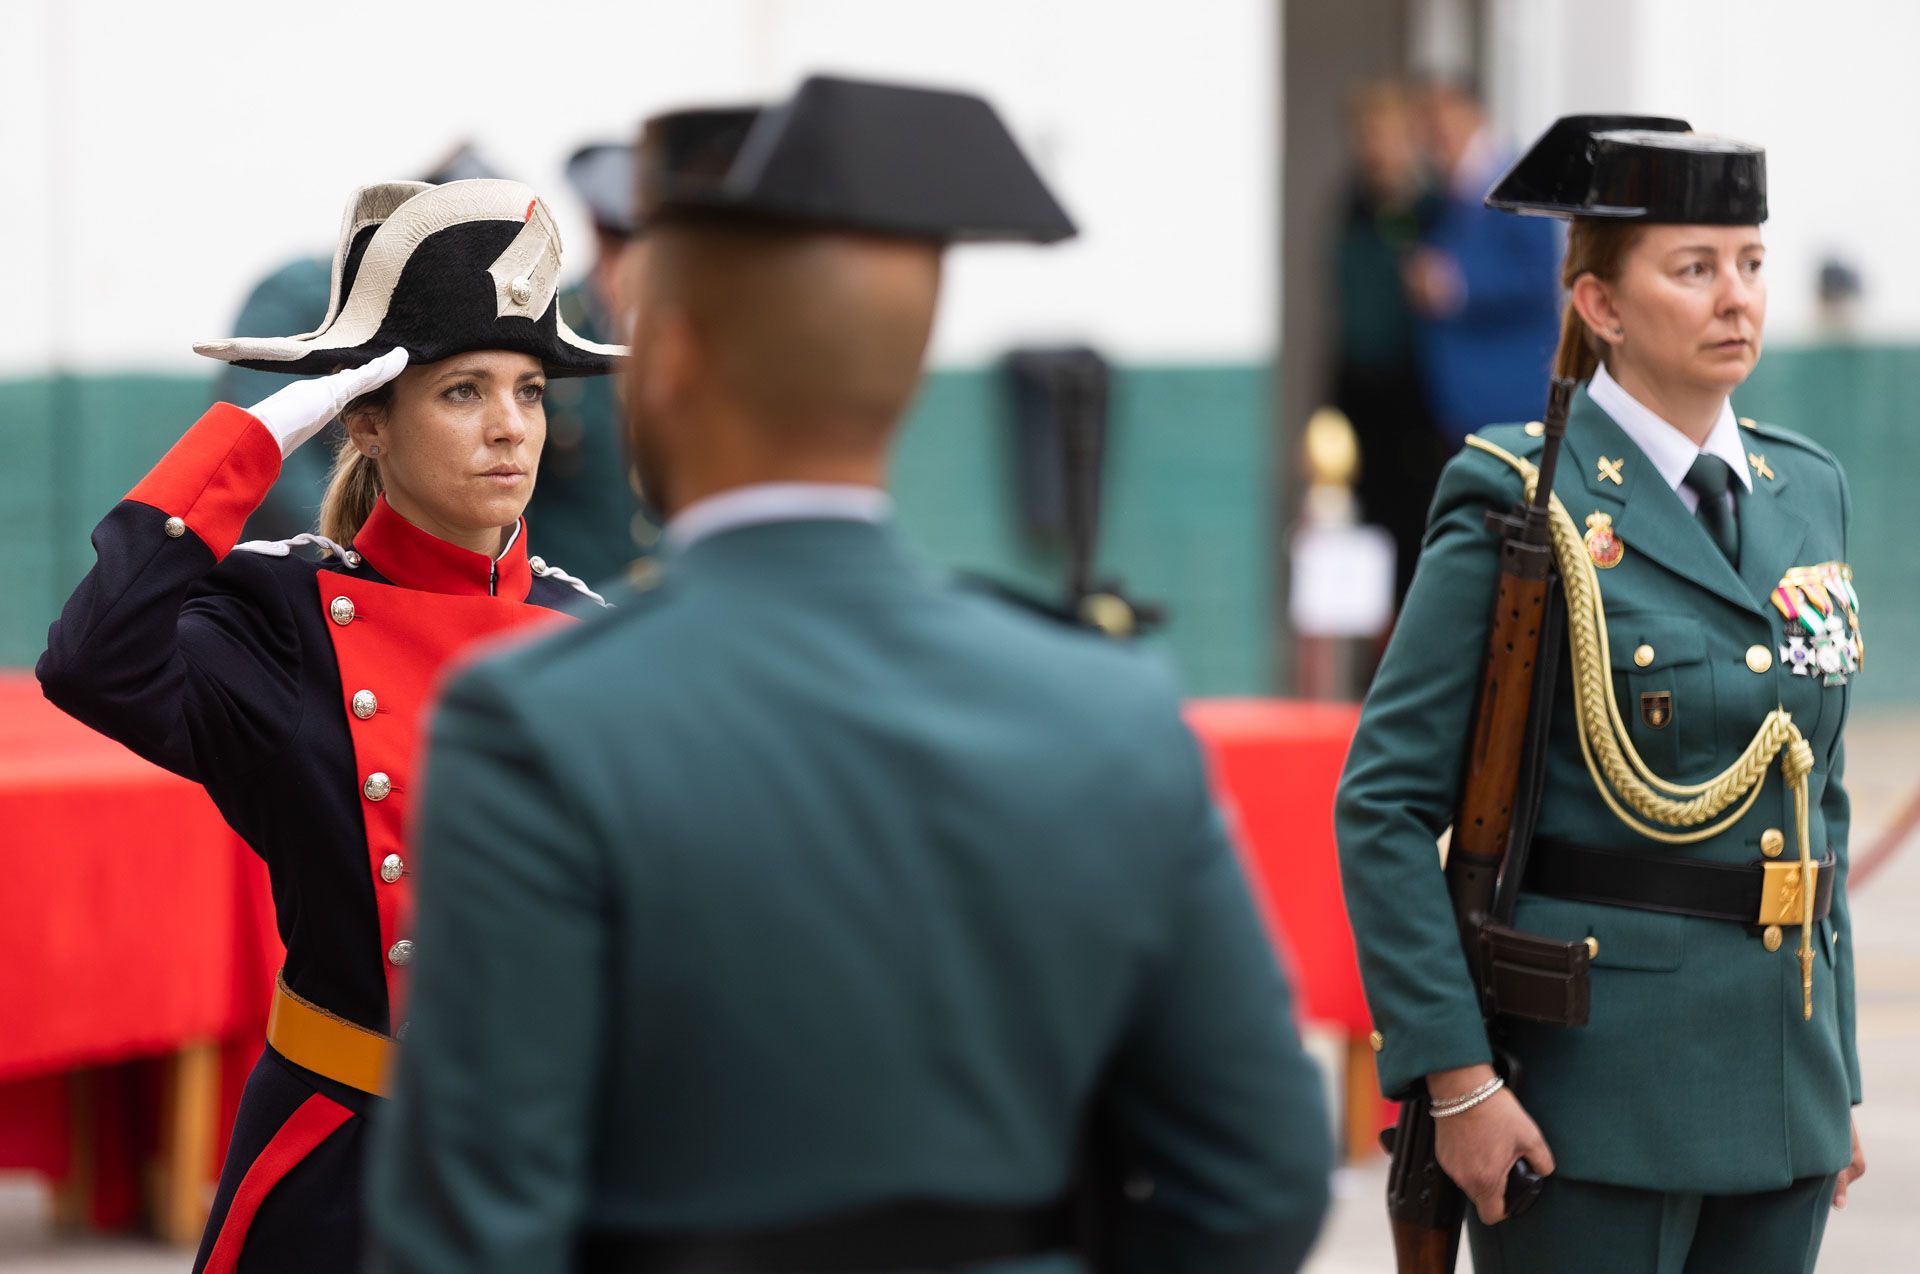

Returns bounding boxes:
[1588,363,1751,511]
[665,482,894,551]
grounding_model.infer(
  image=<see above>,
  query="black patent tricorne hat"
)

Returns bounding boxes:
[195,180,625,378]
[637,74,1077,244]
[1486,114,1767,225]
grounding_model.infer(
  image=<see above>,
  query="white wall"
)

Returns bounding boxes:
[1487,0,1919,342]
[0,0,1277,376]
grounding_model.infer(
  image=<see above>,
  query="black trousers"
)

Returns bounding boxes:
[192,1046,375,1274]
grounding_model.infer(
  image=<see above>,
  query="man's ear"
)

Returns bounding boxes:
[1570,273,1624,353]
[643,309,699,419]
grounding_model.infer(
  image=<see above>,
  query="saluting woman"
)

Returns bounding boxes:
[37,178,622,1274]
[1337,117,1866,1272]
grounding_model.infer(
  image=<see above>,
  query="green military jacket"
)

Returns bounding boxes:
[369,517,1332,1274]
[1337,385,1858,1194]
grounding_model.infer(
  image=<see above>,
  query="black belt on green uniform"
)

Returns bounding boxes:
[579,1198,1073,1273]
[1524,837,1835,927]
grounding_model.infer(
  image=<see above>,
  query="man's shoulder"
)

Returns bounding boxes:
[450,568,684,710]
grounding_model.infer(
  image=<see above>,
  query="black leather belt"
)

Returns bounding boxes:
[579,1198,1073,1273]
[1524,838,1834,928]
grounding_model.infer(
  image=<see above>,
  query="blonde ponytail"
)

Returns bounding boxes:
[316,384,391,547]
[1552,217,1646,383]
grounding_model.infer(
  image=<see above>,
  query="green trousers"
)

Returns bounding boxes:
[1467,1174,1836,1274]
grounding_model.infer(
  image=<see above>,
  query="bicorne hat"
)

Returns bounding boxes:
[194,180,625,377]
[1485,114,1767,225]
[638,74,1076,244]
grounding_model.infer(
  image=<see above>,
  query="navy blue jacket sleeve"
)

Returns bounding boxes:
[37,404,305,781]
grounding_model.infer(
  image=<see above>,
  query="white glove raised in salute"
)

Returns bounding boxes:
[246,347,410,458]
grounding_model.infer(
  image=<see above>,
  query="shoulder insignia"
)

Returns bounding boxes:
[527,553,610,607]
[233,532,359,566]
[1738,416,1843,469]
[1472,421,1549,459]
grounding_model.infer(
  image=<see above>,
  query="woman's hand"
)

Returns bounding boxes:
[1428,1064,1556,1225]
[1833,1117,1866,1209]
[246,347,410,458]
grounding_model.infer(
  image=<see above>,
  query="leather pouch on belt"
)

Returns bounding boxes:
[1478,923,1592,1027]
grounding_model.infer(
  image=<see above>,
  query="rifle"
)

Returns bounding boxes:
[1381,378,1594,1271]
[1003,348,1161,637]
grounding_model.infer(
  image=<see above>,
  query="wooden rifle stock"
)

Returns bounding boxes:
[1382,380,1574,1273]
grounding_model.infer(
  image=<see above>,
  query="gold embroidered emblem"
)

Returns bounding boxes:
[1749,452,1775,481]
[1597,456,1625,486]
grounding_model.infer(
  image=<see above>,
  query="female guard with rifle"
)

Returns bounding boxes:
[1336,115,1866,1273]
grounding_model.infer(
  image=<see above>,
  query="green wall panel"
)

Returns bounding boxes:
[1737,344,1920,709]
[0,365,1275,696]
[0,378,58,665]
[2,346,1906,705]
[891,364,1273,695]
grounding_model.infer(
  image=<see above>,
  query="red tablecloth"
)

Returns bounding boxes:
[0,672,281,1209]
[1186,698,1369,1035]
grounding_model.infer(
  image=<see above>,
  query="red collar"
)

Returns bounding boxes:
[352,496,532,600]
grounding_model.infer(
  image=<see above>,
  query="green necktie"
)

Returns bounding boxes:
[1684,454,1740,566]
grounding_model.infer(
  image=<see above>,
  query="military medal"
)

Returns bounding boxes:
[1773,563,1862,686]
[1584,512,1624,569]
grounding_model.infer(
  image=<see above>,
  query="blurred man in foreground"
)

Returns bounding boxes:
[370,75,1331,1274]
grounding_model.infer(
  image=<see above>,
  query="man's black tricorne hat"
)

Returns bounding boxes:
[1486,114,1767,225]
[566,143,637,239]
[195,180,625,377]
[637,75,1077,243]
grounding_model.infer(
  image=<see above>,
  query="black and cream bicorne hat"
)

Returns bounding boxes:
[195,179,625,377]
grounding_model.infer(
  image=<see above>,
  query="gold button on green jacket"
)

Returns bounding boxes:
[1336,385,1858,1194]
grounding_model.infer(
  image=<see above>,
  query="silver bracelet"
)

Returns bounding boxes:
[1430,1075,1505,1119]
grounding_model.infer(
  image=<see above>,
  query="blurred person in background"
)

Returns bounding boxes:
[213,143,504,542]
[1405,77,1561,444]
[37,177,619,1274]
[370,76,1333,1274]
[526,141,657,585]
[1331,80,1447,608]
[1339,116,1865,1272]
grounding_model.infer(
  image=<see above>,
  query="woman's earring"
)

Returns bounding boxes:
[368,444,381,457]
[1611,326,1624,339]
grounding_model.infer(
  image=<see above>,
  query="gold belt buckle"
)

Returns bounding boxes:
[1758,860,1818,927]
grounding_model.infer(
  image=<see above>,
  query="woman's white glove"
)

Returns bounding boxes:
[246,347,410,458]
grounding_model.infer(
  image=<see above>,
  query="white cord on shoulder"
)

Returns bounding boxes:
[233,532,358,563]
[530,556,608,607]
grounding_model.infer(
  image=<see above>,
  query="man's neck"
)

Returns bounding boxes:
[661,454,889,521]
[1605,361,1726,447]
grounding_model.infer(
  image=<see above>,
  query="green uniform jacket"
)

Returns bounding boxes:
[368,518,1332,1274]
[1336,386,1859,1195]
